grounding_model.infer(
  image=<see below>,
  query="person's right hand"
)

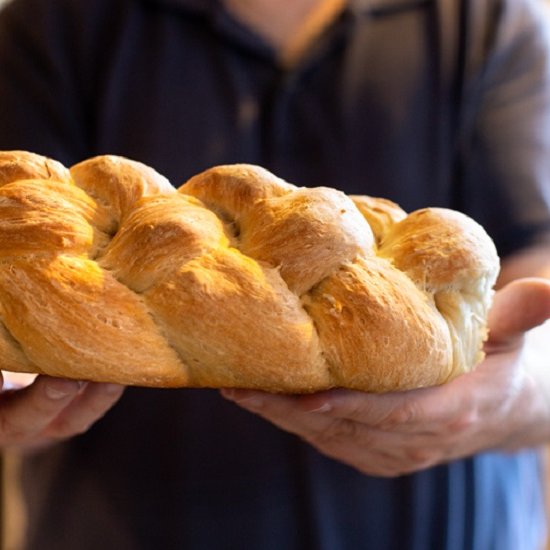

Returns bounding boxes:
[0,374,124,451]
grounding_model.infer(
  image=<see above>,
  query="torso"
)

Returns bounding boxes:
[1,1,548,547]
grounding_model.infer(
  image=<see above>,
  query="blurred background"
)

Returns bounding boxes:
[0,0,548,548]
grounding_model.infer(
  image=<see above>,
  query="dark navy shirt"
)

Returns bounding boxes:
[0,0,549,548]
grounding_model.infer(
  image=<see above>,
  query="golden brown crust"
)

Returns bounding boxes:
[351,195,407,244]
[70,155,175,228]
[0,150,71,186]
[0,152,500,392]
[0,256,186,386]
[303,256,453,391]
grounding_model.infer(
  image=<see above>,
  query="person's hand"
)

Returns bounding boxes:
[0,374,124,452]
[221,278,550,477]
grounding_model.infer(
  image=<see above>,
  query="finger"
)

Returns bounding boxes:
[487,278,550,348]
[222,389,457,453]
[44,382,124,439]
[222,386,471,437]
[220,390,447,474]
[0,376,84,445]
[221,389,376,458]
[221,389,335,438]
[295,385,476,436]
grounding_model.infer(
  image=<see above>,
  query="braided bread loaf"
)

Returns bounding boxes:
[0,151,499,392]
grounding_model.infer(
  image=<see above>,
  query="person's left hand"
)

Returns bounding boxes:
[221,278,550,477]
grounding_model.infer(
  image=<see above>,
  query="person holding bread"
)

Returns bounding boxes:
[0,0,550,548]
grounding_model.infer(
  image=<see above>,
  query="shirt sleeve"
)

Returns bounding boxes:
[457,0,550,257]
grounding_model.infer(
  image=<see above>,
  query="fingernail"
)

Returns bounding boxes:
[103,383,123,395]
[307,403,332,414]
[45,380,81,400]
[237,396,264,410]
[220,389,236,400]
[221,389,263,410]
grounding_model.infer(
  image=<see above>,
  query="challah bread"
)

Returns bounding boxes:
[0,151,500,392]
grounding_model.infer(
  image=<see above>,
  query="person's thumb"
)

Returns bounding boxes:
[487,277,550,348]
